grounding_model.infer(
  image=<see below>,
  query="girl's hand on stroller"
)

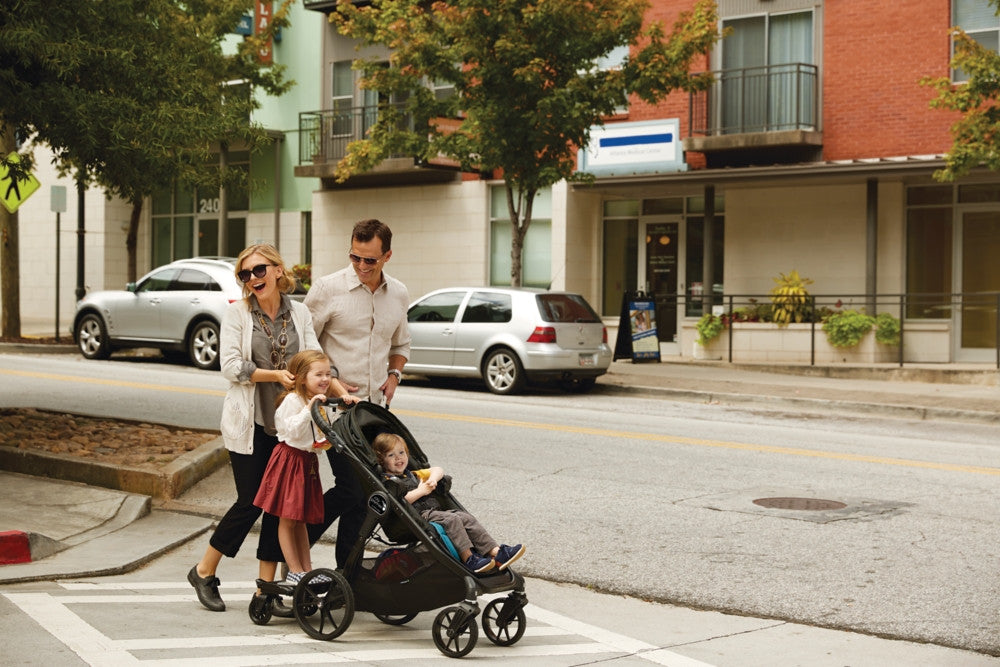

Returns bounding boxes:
[307,394,327,407]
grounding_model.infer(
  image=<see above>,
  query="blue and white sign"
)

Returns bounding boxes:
[577,119,685,176]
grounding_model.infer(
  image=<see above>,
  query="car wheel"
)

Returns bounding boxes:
[483,347,525,395]
[188,320,220,370]
[76,313,111,360]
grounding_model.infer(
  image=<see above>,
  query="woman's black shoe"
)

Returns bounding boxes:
[188,565,225,612]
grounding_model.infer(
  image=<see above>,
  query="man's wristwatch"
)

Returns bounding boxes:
[387,368,402,383]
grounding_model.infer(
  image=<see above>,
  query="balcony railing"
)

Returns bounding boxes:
[689,62,818,137]
[298,104,413,165]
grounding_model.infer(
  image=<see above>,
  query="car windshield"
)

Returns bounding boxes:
[537,294,600,323]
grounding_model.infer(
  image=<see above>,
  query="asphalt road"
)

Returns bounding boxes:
[2,352,999,659]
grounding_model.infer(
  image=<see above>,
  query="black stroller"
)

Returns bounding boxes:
[312,400,529,658]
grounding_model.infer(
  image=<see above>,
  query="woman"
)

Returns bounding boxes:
[187,243,320,612]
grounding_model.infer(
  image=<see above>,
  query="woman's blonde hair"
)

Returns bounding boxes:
[276,350,330,407]
[372,432,407,465]
[235,243,296,299]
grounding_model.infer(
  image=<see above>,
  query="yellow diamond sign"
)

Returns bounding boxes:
[0,153,41,214]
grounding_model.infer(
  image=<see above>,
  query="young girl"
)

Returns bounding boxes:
[254,350,358,584]
[372,432,525,574]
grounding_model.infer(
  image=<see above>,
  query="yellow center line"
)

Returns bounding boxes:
[0,368,226,397]
[394,408,1000,477]
[3,368,996,477]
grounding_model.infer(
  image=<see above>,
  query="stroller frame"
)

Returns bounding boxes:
[312,400,529,658]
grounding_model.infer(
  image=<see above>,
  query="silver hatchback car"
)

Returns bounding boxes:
[73,257,241,370]
[405,287,612,394]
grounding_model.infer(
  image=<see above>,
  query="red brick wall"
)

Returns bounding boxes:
[823,0,956,159]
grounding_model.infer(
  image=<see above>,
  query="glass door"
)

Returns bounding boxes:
[638,220,680,344]
[958,211,1000,360]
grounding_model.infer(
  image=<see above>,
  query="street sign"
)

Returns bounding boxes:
[0,153,41,213]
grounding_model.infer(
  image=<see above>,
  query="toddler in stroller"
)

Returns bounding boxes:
[373,432,525,574]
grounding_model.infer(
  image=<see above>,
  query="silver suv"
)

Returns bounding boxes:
[406,287,612,394]
[73,257,241,370]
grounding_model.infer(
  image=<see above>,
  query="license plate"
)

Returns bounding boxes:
[579,354,595,367]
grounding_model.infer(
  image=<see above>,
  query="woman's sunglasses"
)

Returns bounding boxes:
[237,263,275,283]
[349,253,383,266]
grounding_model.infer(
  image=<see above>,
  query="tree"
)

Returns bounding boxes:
[0,0,292,336]
[923,0,1000,181]
[330,0,719,286]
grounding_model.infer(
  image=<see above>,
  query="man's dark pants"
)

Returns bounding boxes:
[307,447,365,568]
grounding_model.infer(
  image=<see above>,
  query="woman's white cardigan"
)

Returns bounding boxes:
[219,298,320,454]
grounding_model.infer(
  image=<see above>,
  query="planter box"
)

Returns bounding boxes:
[683,322,900,364]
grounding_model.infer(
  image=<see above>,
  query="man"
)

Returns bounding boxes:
[304,218,411,567]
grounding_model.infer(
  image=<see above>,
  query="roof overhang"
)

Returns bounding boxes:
[572,155,951,197]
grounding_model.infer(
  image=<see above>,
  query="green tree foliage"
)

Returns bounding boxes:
[923,0,1000,180]
[0,0,292,335]
[330,0,720,286]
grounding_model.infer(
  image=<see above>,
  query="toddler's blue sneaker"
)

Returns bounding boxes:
[495,544,525,571]
[464,552,495,574]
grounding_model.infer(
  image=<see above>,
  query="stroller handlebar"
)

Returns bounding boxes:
[310,398,352,454]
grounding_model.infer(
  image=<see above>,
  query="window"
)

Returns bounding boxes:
[489,186,551,287]
[906,186,953,319]
[595,44,630,114]
[150,153,250,265]
[462,292,512,323]
[954,0,1000,81]
[538,294,600,323]
[601,200,639,316]
[331,61,354,138]
[408,291,465,323]
[721,11,814,133]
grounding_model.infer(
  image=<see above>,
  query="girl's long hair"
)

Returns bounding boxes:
[276,350,330,408]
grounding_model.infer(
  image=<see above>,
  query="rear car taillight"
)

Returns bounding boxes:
[527,326,556,343]
[602,326,608,344]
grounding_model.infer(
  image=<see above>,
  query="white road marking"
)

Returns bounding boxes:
[5,584,717,666]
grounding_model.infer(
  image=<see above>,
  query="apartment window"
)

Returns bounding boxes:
[595,44,630,114]
[721,11,814,133]
[954,0,1000,81]
[331,61,354,137]
[490,186,551,287]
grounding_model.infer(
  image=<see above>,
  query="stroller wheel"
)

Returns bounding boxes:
[482,597,526,646]
[373,612,418,626]
[248,594,272,626]
[293,568,355,641]
[432,606,478,658]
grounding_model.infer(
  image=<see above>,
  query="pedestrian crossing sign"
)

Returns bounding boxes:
[0,153,41,213]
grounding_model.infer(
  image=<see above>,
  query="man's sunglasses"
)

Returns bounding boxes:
[237,263,275,283]
[349,253,383,266]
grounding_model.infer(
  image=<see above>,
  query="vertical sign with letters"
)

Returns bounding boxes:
[255,1,273,64]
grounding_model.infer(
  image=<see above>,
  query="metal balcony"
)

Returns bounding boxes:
[685,63,821,162]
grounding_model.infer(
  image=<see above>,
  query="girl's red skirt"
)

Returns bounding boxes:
[253,442,324,524]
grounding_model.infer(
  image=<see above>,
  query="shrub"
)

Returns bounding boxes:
[822,310,874,348]
[874,312,901,345]
[769,270,814,326]
[696,313,725,345]
[291,264,311,292]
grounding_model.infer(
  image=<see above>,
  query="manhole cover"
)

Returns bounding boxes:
[752,497,847,511]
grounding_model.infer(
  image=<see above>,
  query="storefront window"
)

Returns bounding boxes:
[489,186,551,287]
[905,206,952,319]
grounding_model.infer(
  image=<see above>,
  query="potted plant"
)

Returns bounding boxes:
[822,310,875,348]
[769,270,814,325]
[696,313,724,345]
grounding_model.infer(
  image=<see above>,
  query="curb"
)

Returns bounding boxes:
[0,530,31,564]
[596,381,1000,426]
[0,436,228,500]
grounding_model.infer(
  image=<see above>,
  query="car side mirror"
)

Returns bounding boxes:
[126,282,137,293]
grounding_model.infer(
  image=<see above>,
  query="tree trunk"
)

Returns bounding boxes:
[127,198,141,283]
[0,122,20,338]
[505,183,536,288]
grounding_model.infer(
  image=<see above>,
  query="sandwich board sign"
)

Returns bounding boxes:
[613,291,661,363]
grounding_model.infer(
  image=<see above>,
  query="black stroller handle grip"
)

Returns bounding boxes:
[310,399,352,454]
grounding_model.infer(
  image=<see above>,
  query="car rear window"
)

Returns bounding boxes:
[537,294,600,323]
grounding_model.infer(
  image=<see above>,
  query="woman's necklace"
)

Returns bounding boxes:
[257,310,290,370]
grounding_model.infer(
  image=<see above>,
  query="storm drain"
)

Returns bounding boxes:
[753,497,847,511]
